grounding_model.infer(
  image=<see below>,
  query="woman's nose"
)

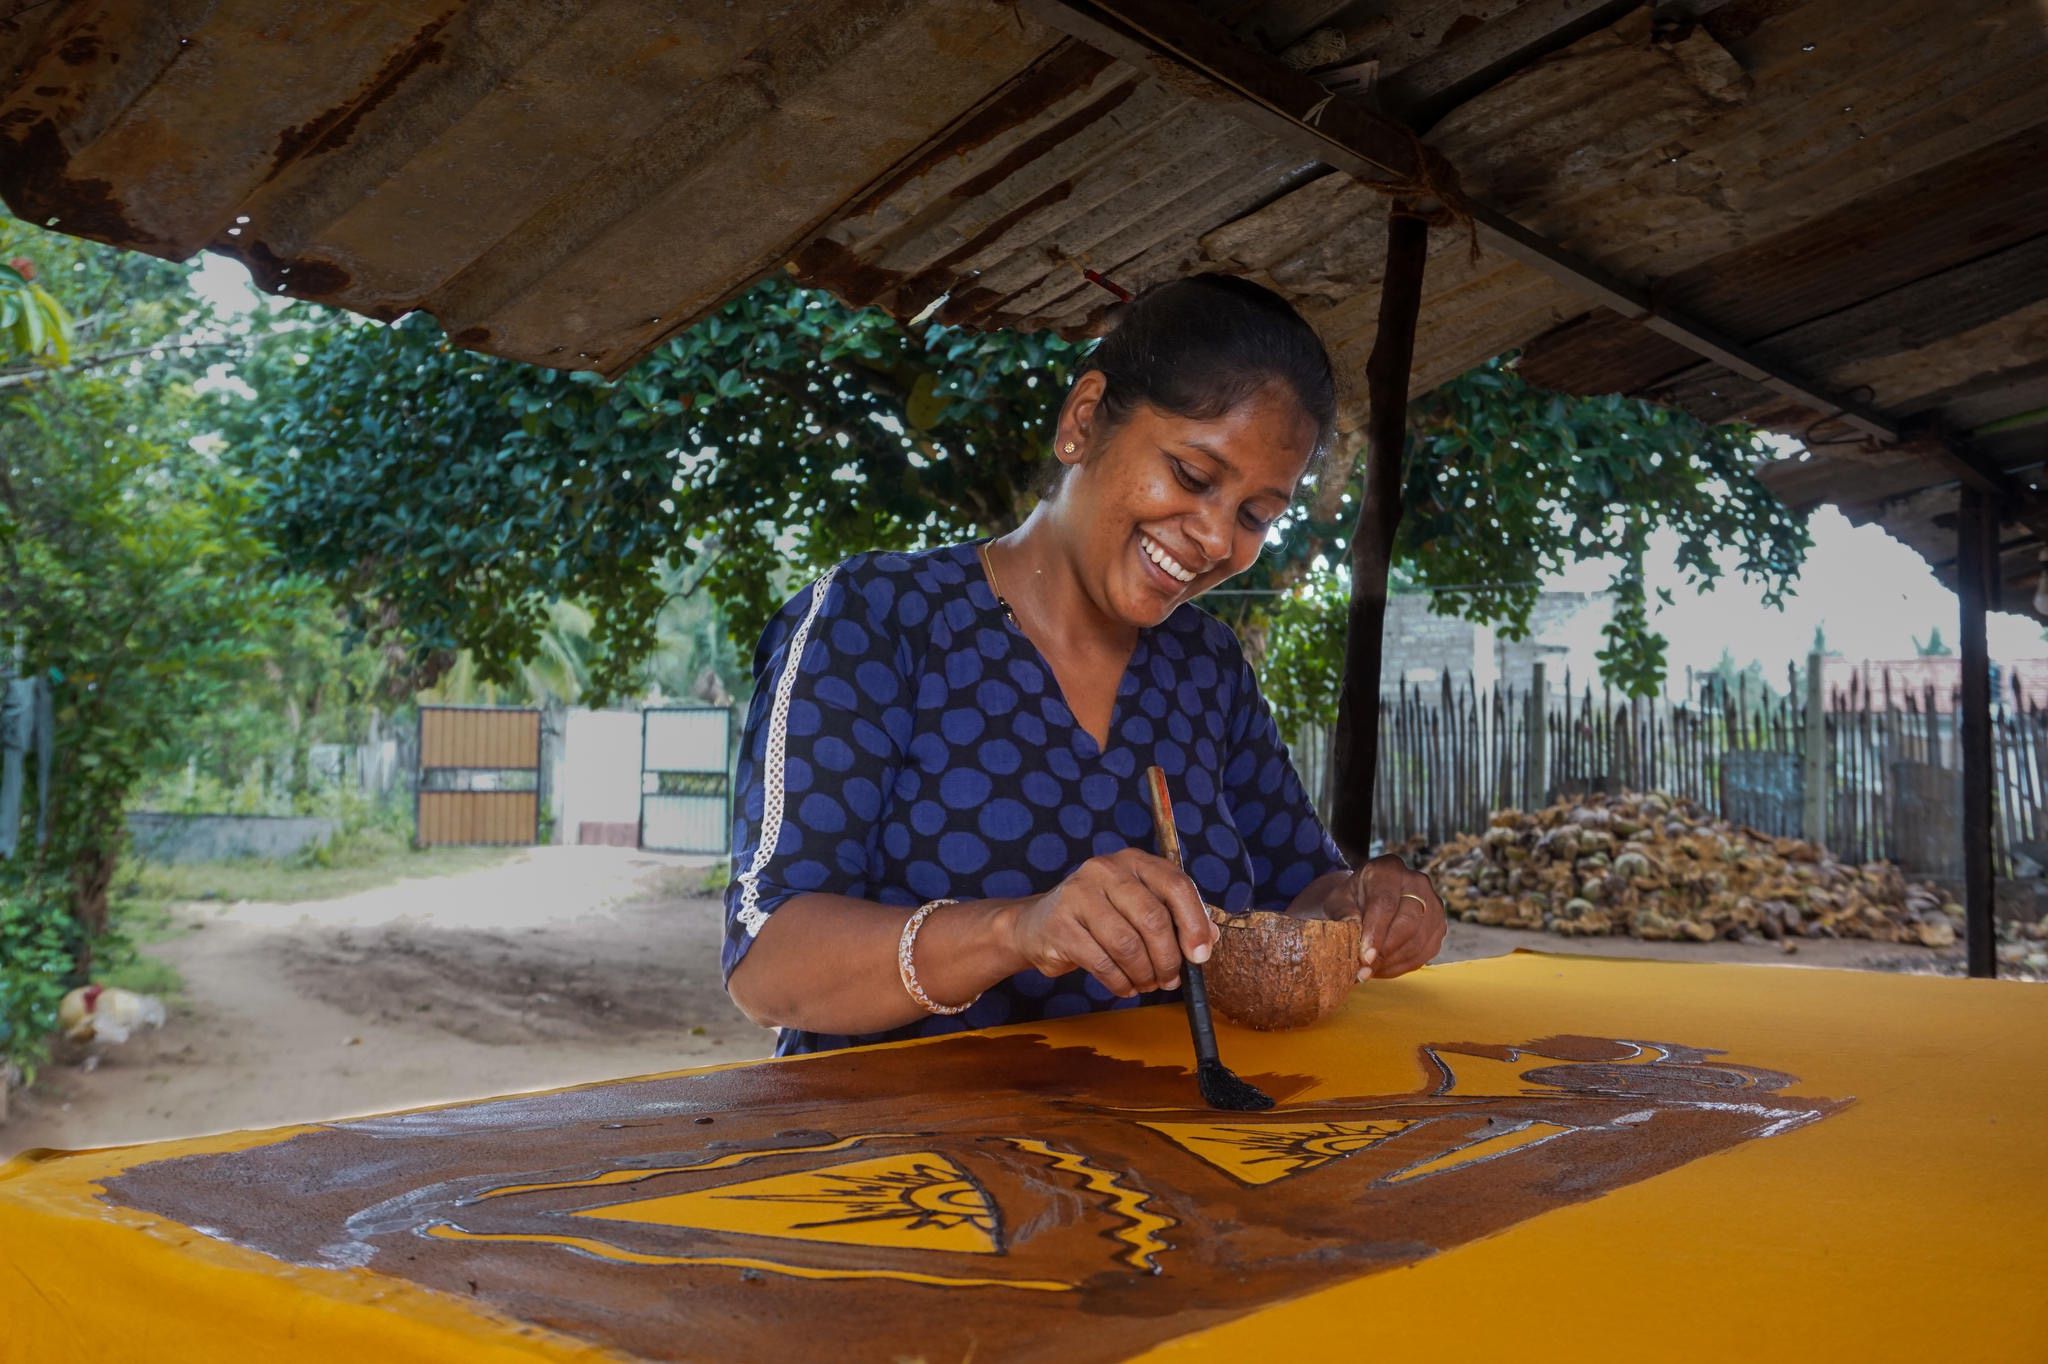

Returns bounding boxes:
[1186,506,1232,564]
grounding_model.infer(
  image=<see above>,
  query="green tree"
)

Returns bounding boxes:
[1258,571,1352,736]
[245,284,1807,709]
[0,240,76,1085]
[0,219,302,961]
[241,274,1084,702]
[1250,357,1809,709]
[0,254,71,369]
[3,375,296,951]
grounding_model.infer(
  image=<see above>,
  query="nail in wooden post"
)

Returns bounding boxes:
[1331,208,1430,861]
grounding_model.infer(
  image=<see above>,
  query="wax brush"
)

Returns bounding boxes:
[1144,765,1273,1112]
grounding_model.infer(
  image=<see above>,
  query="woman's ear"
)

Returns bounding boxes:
[1056,370,1109,468]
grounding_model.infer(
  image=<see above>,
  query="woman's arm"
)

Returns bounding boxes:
[727,894,1028,1034]
[728,850,1218,1035]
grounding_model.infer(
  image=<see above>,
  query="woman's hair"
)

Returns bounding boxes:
[1070,273,1338,469]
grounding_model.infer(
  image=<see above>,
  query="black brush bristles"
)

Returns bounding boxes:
[1147,765,1272,1112]
[1178,940,1273,1112]
[1198,1060,1276,1112]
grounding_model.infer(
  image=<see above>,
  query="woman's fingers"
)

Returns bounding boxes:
[1355,858,1448,980]
[1028,850,1222,997]
[1064,913,1146,999]
[1063,922,1139,998]
[1127,854,1218,963]
[1376,917,1447,979]
[1353,890,1403,973]
[1100,879,1184,992]
[1373,904,1442,978]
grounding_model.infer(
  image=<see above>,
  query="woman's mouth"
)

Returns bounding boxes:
[1138,533,1199,589]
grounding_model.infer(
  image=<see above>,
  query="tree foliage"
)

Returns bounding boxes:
[0,253,71,367]
[1250,357,1810,710]
[242,274,1087,701]
[0,220,300,965]
[248,280,1807,710]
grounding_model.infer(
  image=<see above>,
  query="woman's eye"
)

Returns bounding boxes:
[1169,458,1209,493]
[1240,510,1273,532]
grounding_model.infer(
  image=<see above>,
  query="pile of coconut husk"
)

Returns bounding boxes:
[1425,792,1963,948]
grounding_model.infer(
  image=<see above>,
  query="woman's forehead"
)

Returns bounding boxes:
[1136,389,1316,496]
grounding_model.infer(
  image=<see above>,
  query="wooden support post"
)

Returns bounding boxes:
[1527,661,1549,807]
[1958,487,1997,978]
[1802,651,1828,846]
[1331,210,1430,861]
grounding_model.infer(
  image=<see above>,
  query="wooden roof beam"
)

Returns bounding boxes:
[1023,0,1912,450]
[1028,0,2048,539]
[1018,0,1449,192]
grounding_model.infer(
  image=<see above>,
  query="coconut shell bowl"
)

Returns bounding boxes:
[1200,907,1362,1031]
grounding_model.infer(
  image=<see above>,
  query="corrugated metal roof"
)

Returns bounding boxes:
[3,0,2044,602]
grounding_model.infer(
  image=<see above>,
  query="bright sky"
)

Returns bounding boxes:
[1544,507,2046,688]
[190,251,269,315]
[187,253,2040,687]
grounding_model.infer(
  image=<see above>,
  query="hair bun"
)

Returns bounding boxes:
[1077,273,1337,460]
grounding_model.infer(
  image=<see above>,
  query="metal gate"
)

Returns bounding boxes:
[416,705,542,846]
[640,706,732,854]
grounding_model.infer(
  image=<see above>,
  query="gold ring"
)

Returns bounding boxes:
[1398,893,1427,912]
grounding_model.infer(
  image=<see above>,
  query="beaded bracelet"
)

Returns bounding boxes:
[897,898,977,1016]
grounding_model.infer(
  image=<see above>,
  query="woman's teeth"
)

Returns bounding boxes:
[1141,534,1197,584]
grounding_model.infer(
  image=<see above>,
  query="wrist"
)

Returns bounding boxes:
[984,897,1034,974]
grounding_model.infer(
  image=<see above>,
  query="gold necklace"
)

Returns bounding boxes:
[978,540,1019,626]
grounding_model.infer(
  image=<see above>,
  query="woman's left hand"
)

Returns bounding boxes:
[1295,854,1447,982]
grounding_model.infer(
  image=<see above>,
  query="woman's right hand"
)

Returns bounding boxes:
[1000,849,1219,997]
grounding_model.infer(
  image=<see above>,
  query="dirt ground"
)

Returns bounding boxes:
[0,847,1955,1159]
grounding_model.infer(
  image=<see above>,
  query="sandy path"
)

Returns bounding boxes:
[1,849,1952,1158]
[3,848,775,1157]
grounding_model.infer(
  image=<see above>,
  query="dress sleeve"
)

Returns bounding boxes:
[723,561,906,982]
[1220,646,1349,909]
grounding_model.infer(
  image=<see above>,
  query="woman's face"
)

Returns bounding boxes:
[1057,372,1318,629]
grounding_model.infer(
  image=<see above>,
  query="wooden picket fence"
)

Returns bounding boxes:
[1288,664,2048,879]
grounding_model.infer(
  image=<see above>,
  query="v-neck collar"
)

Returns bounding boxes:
[967,539,1147,757]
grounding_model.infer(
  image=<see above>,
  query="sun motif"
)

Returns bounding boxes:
[723,1160,998,1237]
[1221,1122,1408,1170]
[1139,1119,1416,1186]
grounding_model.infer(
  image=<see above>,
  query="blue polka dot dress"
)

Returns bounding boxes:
[723,541,1348,1056]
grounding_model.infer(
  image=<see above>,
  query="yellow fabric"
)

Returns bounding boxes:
[1136,952,2048,1362]
[2,951,2042,1362]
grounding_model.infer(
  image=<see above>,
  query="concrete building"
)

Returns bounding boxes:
[1379,591,1613,695]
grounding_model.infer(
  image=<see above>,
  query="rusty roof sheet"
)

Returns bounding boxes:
[3,0,2045,601]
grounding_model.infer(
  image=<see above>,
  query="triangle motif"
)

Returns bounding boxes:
[573,1151,999,1254]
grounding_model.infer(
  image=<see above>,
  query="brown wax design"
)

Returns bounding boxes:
[101,1032,1845,1362]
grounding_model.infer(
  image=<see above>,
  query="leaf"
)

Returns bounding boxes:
[903,370,949,431]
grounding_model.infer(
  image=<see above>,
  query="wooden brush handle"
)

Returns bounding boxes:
[1144,765,1184,869]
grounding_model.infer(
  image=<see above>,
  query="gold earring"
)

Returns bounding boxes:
[1063,441,1077,454]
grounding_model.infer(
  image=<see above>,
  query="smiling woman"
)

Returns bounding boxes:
[723,275,1446,1056]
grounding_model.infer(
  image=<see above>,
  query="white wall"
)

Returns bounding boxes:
[556,709,643,844]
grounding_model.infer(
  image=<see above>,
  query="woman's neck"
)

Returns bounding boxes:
[989,505,1137,656]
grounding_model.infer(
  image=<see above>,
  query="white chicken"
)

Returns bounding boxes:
[56,984,166,1070]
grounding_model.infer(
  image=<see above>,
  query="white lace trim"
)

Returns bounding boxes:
[735,565,841,937]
